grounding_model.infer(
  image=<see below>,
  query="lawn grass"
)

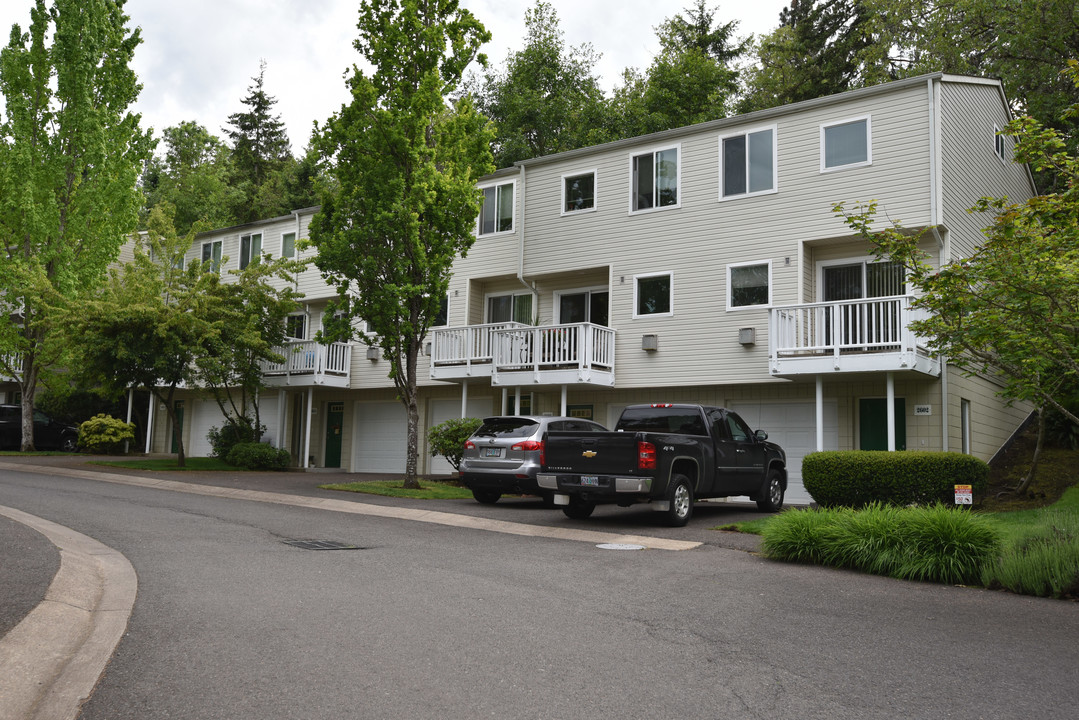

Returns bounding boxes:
[319,480,473,500]
[89,457,237,471]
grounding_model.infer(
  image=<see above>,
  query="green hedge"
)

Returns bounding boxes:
[78,414,135,454]
[226,442,290,471]
[802,451,989,507]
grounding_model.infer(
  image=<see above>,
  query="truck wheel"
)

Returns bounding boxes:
[562,498,595,520]
[61,435,78,453]
[664,474,693,527]
[756,470,785,513]
[472,489,500,504]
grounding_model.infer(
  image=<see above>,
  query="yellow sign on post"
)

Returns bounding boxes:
[955,484,973,505]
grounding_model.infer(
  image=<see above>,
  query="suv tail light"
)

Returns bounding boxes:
[638,440,656,469]
[464,440,476,450]
[512,440,545,465]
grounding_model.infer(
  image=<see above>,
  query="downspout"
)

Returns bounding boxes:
[144,393,155,454]
[928,77,950,452]
[516,164,532,296]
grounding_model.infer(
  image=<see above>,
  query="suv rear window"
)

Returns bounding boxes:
[0,407,18,421]
[474,418,540,439]
[616,407,706,435]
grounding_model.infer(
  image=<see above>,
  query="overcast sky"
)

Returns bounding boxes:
[0,0,790,154]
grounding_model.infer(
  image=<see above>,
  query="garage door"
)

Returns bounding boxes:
[352,401,408,473]
[730,401,838,506]
[188,398,226,458]
[427,397,491,475]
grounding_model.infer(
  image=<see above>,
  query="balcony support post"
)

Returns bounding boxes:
[560,385,567,416]
[887,372,896,452]
[515,386,522,416]
[816,375,824,452]
[303,387,314,469]
[461,380,469,418]
[144,392,154,454]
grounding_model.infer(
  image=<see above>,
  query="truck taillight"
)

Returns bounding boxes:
[464,440,476,450]
[638,440,656,469]
[512,440,545,465]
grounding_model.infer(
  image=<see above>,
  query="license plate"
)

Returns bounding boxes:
[482,447,502,458]
[581,476,599,486]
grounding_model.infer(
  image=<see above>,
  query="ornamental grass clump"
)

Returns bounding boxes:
[762,504,1000,586]
[982,509,1079,599]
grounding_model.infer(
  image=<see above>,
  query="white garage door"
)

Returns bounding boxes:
[731,401,838,506]
[188,398,226,458]
[352,401,408,473]
[427,397,491,475]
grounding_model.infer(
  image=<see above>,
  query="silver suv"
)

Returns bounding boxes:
[460,415,607,504]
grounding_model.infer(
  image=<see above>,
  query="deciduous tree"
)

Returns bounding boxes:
[310,0,494,488]
[0,0,153,450]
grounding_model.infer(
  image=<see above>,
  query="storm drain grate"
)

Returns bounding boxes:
[282,539,365,551]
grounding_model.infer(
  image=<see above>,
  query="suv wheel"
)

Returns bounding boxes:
[61,435,78,453]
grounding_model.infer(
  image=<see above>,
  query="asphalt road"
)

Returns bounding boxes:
[1,462,1077,719]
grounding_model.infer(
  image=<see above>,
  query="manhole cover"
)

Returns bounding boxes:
[596,543,646,551]
[283,539,364,551]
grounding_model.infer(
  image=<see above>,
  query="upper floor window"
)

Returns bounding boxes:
[285,314,306,340]
[631,146,679,212]
[994,126,1008,162]
[727,261,772,309]
[721,126,776,199]
[821,116,871,171]
[562,171,596,214]
[281,231,296,259]
[201,240,222,273]
[479,181,514,235]
[239,233,262,269]
[633,272,673,317]
[486,292,532,325]
[433,295,449,327]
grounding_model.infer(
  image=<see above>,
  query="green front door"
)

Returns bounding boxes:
[859,398,906,451]
[325,402,344,468]
[171,400,185,454]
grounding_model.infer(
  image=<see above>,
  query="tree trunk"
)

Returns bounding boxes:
[19,350,38,452]
[401,340,421,490]
[157,387,186,468]
[1012,409,1045,497]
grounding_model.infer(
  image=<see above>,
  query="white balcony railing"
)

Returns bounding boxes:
[261,340,351,386]
[430,322,616,386]
[770,296,939,376]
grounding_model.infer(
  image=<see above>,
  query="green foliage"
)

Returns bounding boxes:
[835,64,1079,430]
[320,480,473,500]
[763,503,1001,585]
[0,0,154,449]
[225,441,290,471]
[982,508,1079,599]
[469,1,611,167]
[1044,396,1079,450]
[310,0,494,487]
[427,417,482,471]
[802,451,990,507]
[77,414,136,455]
[206,416,263,460]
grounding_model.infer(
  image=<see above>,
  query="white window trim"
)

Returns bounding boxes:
[281,231,297,259]
[476,178,516,236]
[483,290,534,324]
[553,285,608,323]
[820,115,872,173]
[560,169,598,216]
[632,271,674,319]
[239,232,263,269]
[718,124,778,201]
[993,125,1008,165]
[628,143,682,215]
[816,256,909,301]
[726,259,773,311]
[201,240,222,272]
[285,312,307,340]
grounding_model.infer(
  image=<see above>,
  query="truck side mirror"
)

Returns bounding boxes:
[755,429,768,441]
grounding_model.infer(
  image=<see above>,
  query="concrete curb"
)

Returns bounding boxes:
[0,506,137,720]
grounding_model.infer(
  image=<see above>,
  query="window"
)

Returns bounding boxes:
[728,261,772,309]
[285,314,306,340]
[631,146,679,211]
[556,289,609,326]
[821,116,871,171]
[486,293,533,324]
[433,295,449,327]
[282,231,296,259]
[201,240,222,272]
[994,127,1008,163]
[479,181,514,235]
[633,273,672,317]
[961,399,972,454]
[562,171,596,214]
[239,233,262,269]
[721,126,776,198]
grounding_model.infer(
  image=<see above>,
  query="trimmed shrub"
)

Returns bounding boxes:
[78,414,136,455]
[226,442,290,471]
[802,450,989,507]
[427,417,482,472]
[207,416,263,459]
[763,503,1000,585]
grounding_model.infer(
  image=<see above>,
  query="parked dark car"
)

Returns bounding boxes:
[0,404,79,451]
[459,415,608,504]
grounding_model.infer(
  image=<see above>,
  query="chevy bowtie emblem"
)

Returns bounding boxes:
[582,450,597,458]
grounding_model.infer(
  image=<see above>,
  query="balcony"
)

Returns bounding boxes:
[430,322,616,387]
[261,340,351,388]
[769,296,940,377]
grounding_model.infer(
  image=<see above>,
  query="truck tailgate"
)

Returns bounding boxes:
[544,430,642,476]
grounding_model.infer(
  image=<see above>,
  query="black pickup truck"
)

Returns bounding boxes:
[537,404,787,526]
